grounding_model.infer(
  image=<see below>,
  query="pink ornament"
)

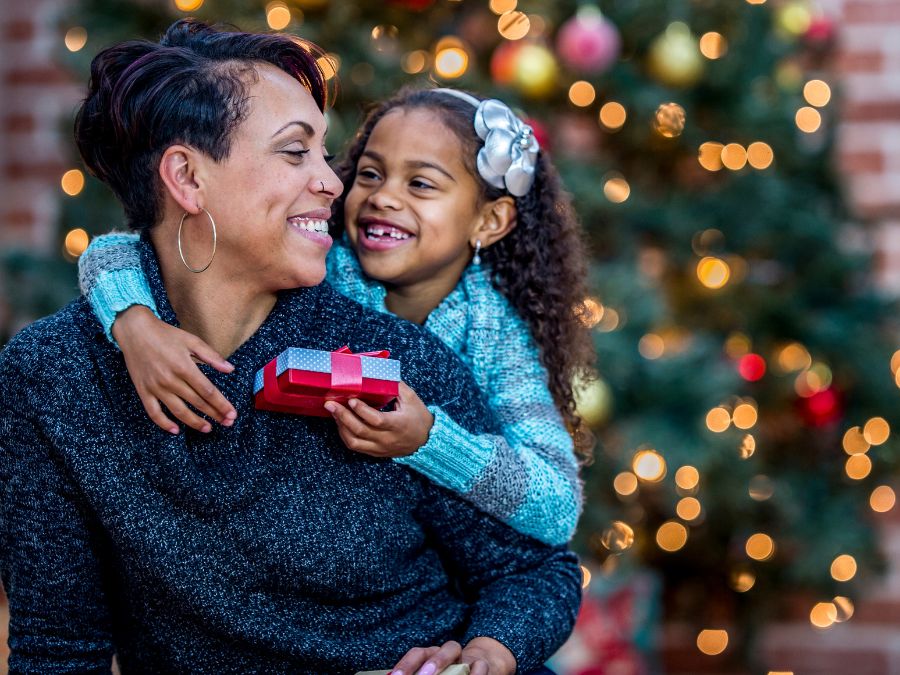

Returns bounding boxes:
[556,7,621,74]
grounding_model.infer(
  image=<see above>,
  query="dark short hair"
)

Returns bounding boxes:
[74,19,328,231]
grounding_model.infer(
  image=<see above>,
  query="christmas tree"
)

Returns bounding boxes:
[41,0,900,669]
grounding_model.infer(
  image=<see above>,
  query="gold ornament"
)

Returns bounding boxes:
[512,43,558,98]
[647,23,704,88]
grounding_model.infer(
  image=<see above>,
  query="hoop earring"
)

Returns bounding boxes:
[472,239,482,266]
[177,207,217,274]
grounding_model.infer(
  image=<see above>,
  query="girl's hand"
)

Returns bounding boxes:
[322,382,433,458]
[460,637,517,675]
[111,305,237,434]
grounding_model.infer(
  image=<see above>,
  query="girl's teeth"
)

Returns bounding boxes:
[366,225,410,240]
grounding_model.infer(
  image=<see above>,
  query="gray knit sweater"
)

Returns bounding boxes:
[0,238,581,674]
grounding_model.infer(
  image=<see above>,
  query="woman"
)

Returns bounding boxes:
[0,19,580,675]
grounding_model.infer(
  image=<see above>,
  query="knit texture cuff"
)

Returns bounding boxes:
[394,406,494,493]
[88,268,161,345]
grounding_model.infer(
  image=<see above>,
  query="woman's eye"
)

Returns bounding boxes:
[282,149,310,161]
[324,153,336,163]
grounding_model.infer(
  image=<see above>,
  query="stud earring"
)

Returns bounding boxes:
[472,239,482,266]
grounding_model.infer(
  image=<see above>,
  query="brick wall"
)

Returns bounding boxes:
[1,1,900,674]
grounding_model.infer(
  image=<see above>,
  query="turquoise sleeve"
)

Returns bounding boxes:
[396,317,582,546]
[77,232,159,344]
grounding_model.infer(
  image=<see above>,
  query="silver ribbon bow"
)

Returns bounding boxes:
[435,89,539,197]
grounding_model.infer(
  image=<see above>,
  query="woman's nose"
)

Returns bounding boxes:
[315,161,343,199]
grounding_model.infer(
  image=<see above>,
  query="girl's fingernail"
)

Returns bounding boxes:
[225,410,237,420]
[169,427,180,435]
[348,399,358,409]
[390,671,404,675]
[418,665,436,675]
[201,424,212,433]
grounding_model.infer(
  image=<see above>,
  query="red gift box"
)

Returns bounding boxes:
[253,346,401,417]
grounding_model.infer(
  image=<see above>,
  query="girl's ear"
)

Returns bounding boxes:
[472,195,517,249]
[159,145,206,216]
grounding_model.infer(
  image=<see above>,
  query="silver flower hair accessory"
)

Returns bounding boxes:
[434,88,539,197]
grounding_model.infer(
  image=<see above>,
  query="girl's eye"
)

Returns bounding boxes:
[357,168,381,181]
[410,179,435,190]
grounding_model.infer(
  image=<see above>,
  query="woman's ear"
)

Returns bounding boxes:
[472,196,517,249]
[159,145,204,215]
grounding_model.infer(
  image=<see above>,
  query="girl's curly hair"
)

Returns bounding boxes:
[332,87,596,459]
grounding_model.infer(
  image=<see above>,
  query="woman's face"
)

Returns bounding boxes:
[342,108,483,291]
[200,64,341,290]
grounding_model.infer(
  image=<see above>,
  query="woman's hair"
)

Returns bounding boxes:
[332,88,596,458]
[74,19,328,231]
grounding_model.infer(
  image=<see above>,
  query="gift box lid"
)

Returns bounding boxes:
[253,347,401,394]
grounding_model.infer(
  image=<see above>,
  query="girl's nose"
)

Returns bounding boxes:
[367,182,402,210]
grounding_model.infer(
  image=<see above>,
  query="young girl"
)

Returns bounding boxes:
[78,87,594,546]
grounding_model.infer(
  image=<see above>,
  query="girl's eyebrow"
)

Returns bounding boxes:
[362,149,456,182]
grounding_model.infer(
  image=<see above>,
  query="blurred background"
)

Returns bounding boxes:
[2,0,900,673]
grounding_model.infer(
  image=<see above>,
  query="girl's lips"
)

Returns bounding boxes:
[357,218,415,252]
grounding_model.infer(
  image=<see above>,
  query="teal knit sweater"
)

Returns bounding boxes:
[78,233,582,545]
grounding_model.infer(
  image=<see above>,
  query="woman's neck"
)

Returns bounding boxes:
[152,230,277,358]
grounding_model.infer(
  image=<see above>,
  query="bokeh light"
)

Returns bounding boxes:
[599,102,627,131]
[568,81,596,107]
[747,142,774,169]
[870,485,896,513]
[731,568,756,592]
[732,402,758,429]
[675,465,700,492]
[796,106,822,133]
[434,47,469,78]
[721,143,748,170]
[578,297,605,328]
[696,629,729,655]
[64,228,90,258]
[657,521,688,552]
[61,169,85,196]
[739,434,756,459]
[831,554,857,582]
[316,54,339,80]
[833,596,854,622]
[266,2,292,30]
[698,142,725,171]
[601,520,635,552]
[498,10,530,40]
[633,449,666,482]
[64,27,88,52]
[639,333,665,360]
[803,79,831,107]
[699,32,727,59]
[604,175,631,203]
[739,353,767,381]
[810,601,837,629]
[654,102,686,138]
[863,417,890,445]
[489,0,517,14]
[697,256,731,289]
[174,0,204,10]
[706,406,731,432]
[581,565,592,589]
[777,342,812,372]
[677,497,702,521]
[842,426,870,455]
[746,533,775,561]
[613,472,638,496]
[403,50,429,74]
[845,454,872,481]
[749,475,774,501]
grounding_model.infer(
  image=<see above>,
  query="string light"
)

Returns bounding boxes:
[842,442,870,478]
[174,0,204,10]
[434,46,469,78]
[677,497,702,521]
[61,169,85,196]
[739,434,756,459]
[697,256,731,289]
[725,332,751,358]
[63,228,89,257]
[731,568,756,592]
[732,402,758,429]
[654,103,686,138]
[833,596,854,622]
[698,142,724,171]
[601,520,635,552]
[749,475,774,501]
[599,102,627,131]
[656,521,688,552]
[402,50,429,74]
[596,307,621,332]
[830,554,857,582]
[696,629,728,656]
[804,80,832,107]
[632,449,666,482]
[845,454,872,481]
[371,25,399,52]
[580,565,592,589]
[721,143,748,170]
[747,142,774,169]
[842,426,870,455]
[777,342,811,372]
[870,485,896,513]
[639,333,665,360]
[64,27,88,52]
[603,175,631,203]
[675,465,700,492]
[809,601,837,629]
[706,406,731,432]
[266,2,292,30]
[568,81,596,107]
[699,32,727,59]
[316,54,340,81]
[796,107,822,133]
[489,0,517,14]
[613,472,638,497]
[577,297,604,328]
[746,533,775,561]
[863,417,890,445]
[497,11,530,40]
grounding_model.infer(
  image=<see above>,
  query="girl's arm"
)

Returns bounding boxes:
[328,311,582,546]
[77,233,235,432]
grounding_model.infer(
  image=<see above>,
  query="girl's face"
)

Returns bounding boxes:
[343,108,484,291]
[199,64,341,291]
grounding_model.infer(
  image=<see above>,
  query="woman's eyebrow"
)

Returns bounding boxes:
[362,149,455,182]
[271,120,318,139]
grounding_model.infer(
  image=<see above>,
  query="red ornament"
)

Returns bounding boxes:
[797,387,842,427]
[738,353,766,381]
[523,117,551,152]
[387,0,434,10]
[805,16,837,46]
[490,40,522,86]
